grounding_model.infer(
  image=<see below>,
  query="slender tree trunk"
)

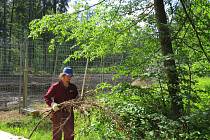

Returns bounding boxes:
[3,0,7,41]
[28,0,34,68]
[42,0,48,72]
[9,0,15,39]
[154,0,183,119]
[8,0,15,63]
[53,0,57,14]
[28,0,32,67]
[52,0,57,74]
[3,0,8,74]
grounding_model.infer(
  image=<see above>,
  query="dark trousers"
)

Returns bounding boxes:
[51,110,74,140]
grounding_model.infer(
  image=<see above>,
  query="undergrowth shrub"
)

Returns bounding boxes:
[87,82,210,140]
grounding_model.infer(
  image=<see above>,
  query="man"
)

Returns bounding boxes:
[44,66,78,140]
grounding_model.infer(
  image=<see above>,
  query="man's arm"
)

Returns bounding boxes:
[44,84,56,106]
[72,84,79,99]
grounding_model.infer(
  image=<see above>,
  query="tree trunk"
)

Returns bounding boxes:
[154,0,183,119]
[42,0,47,71]
[53,0,56,14]
[9,0,15,39]
[52,0,57,74]
[3,0,8,74]
[8,0,15,63]
[28,0,34,68]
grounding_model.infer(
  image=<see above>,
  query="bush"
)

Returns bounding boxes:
[90,82,210,140]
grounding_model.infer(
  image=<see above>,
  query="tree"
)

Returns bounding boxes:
[29,0,210,119]
[154,0,183,118]
[2,0,9,73]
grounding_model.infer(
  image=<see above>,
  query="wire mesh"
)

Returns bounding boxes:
[0,40,22,110]
[0,39,127,110]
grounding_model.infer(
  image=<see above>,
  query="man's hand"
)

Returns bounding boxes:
[51,102,60,112]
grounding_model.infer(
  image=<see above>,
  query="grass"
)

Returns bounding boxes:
[0,107,102,140]
[0,110,51,140]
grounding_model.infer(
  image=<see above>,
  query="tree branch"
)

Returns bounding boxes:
[171,17,187,40]
[180,0,210,63]
[28,110,52,139]
[69,0,106,16]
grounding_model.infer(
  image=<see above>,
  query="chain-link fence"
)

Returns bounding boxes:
[0,39,128,111]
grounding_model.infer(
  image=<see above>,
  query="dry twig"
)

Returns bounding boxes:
[28,98,128,139]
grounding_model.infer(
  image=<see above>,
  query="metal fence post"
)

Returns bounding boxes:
[23,41,28,108]
[19,41,23,113]
[81,58,89,99]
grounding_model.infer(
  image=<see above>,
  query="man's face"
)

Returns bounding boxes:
[64,74,72,83]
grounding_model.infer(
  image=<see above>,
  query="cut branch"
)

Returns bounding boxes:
[28,110,52,139]
[28,98,128,139]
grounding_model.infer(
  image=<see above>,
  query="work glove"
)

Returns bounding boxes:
[51,102,60,112]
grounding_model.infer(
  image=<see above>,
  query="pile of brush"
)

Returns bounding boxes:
[28,97,126,139]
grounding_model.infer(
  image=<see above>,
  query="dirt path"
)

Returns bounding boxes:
[0,131,28,140]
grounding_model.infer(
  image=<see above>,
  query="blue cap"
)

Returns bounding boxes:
[63,67,73,76]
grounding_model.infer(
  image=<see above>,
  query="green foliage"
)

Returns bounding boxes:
[90,82,210,139]
[196,77,210,90]
[28,1,159,78]
[75,109,127,140]
[26,0,210,139]
[192,77,210,111]
[192,62,210,77]
[176,108,210,139]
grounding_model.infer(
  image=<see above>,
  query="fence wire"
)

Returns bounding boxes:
[0,39,127,110]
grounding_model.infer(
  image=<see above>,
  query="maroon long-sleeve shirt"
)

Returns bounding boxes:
[44,81,78,107]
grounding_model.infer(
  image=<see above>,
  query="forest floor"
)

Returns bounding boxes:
[0,110,28,140]
[0,103,47,140]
